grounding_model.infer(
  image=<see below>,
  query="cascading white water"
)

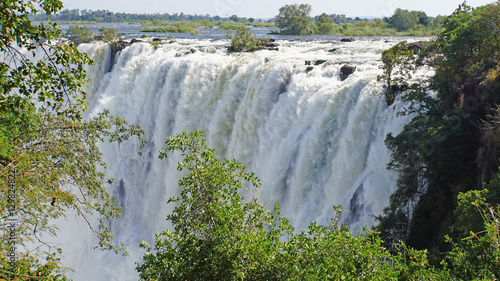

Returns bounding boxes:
[57,37,424,280]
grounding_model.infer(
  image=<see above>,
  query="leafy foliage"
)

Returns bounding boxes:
[141,22,200,35]
[137,131,439,280]
[65,25,94,46]
[274,4,314,35]
[378,0,500,255]
[97,27,122,43]
[441,187,500,280]
[314,13,337,34]
[0,0,91,120]
[1,0,144,279]
[228,27,258,52]
[136,131,288,280]
[378,41,416,105]
[385,9,421,32]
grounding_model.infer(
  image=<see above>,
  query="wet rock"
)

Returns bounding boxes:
[314,60,327,65]
[108,40,131,72]
[341,38,355,42]
[406,41,425,52]
[390,83,409,93]
[340,65,356,81]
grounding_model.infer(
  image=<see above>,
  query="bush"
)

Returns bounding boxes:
[65,25,94,46]
[227,27,258,52]
[136,131,437,280]
[217,21,245,30]
[141,22,199,35]
[98,27,122,43]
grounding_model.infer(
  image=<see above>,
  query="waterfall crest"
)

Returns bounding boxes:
[62,38,416,280]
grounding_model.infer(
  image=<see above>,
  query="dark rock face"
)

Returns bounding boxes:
[328,48,337,52]
[340,65,356,81]
[314,60,327,66]
[390,83,409,93]
[254,38,279,51]
[263,43,279,48]
[341,38,355,42]
[130,38,143,44]
[305,60,328,66]
[406,41,425,52]
[108,40,131,72]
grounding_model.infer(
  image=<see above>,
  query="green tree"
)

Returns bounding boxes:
[98,27,122,43]
[274,4,314,35]
[386,9,419,31]
[1,0,144,279]
[416,11,430,27]
[378,41,416,105]
[136,131,289,280]
[1,0,89,120]
[315,13,336,34]
[441,186,500,280]
[65,25,94,46]
[229,14,239,22]
[378,1,500,254]
[136,131,437,280]
[228,26,258,52]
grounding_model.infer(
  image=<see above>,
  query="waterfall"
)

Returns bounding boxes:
[59,37,419,280]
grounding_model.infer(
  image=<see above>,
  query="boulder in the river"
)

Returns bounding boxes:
[314,60,327,66]
[341,38,355,42]
[340,65,356,81]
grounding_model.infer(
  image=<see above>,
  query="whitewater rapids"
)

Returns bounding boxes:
[57,37,423,280]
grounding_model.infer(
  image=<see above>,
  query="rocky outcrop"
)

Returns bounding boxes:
[314,60,327,65]
[390,83,409,93]
[305,60,328,66]
[108,40,131,72]
[406,41,425,52]
[175,48,197,57]
[341,38,355,42]
[254,38,279,51]
[340,65,356,81]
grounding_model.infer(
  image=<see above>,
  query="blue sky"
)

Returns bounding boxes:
[61,0,496,18]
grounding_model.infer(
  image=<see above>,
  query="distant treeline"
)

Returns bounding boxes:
[30,8,387,25]
[31,7,446,37]
[29,9,272,23]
